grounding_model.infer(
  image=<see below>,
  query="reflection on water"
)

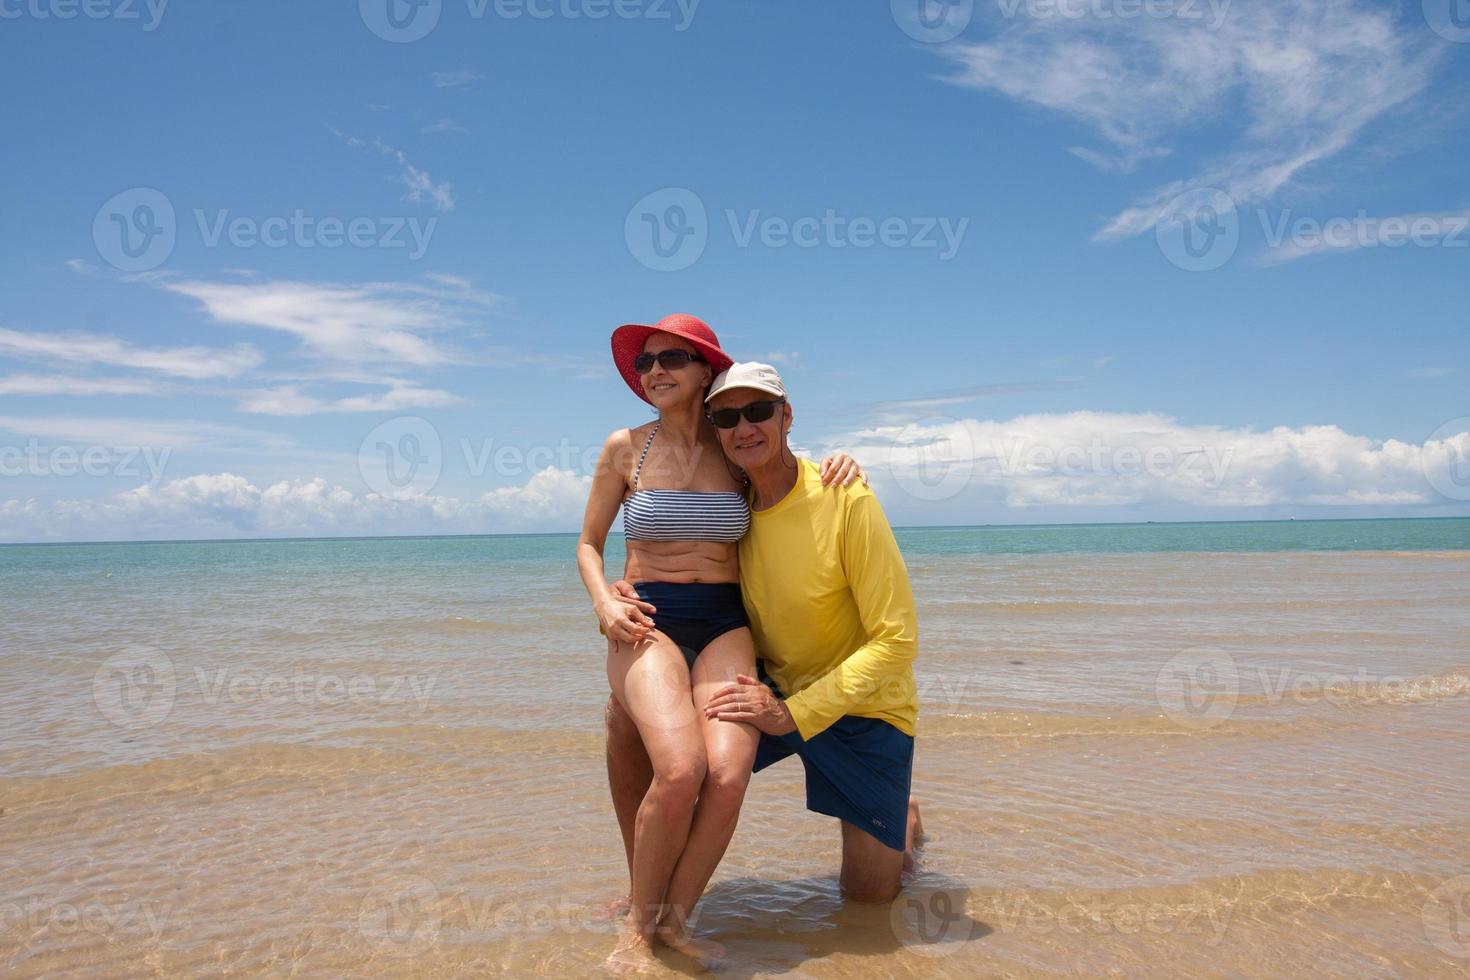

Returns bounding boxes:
[2,536,1468,977]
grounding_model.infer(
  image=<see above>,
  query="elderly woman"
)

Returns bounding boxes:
[577,314,861,969]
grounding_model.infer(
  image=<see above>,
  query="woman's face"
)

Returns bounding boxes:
[639,332,712,409]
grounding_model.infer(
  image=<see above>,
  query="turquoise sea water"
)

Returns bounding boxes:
[3,516,1469,975]
[3,517,1467,576]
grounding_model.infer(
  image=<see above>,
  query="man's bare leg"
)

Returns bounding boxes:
[838,797,925,903]
[606,694,653,887]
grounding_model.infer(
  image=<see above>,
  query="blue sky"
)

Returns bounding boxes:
[1,0,1468,541]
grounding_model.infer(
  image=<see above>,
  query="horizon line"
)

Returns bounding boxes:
[2,513,1467,548]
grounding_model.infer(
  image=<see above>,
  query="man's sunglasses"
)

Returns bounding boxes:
[634,349,706,374]
[708,399,785,429]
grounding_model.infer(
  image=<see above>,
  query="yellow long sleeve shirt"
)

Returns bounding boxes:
[738,458,919,741]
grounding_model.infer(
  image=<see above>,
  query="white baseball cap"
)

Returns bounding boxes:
[705,361,787,403]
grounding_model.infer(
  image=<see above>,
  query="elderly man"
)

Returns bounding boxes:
[606,361,923,926]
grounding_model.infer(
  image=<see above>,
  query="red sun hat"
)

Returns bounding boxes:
[610,313,734,404]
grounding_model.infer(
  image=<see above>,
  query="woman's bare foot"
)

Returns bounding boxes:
[655,922,727,965]
[605,928,660,974]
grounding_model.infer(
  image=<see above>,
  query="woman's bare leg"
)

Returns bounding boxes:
[605,633,706,970]
[655,627,759,960]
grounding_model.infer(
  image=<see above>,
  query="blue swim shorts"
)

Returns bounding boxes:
[752,670,915,852]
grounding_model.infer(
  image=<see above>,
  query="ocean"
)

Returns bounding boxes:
[3,518,1468,976]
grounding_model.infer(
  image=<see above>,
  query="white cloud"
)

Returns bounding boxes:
[1255,207,1470,264]
[0,326,261,378]
[334,130,455,212]
[159,276,495,367]
[432,69,482,88]
[421,117,468,136]
[863,381,1085,423]
[0,374,170,396]
[0,415,293,450]
[236,382,461,416]
[936,0,1439,241]
[0,467,592,541]
[4,413,1467,542]
[819,410,1468,509]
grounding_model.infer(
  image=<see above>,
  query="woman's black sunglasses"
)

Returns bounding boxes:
[708,399,785,429]
[634,349,706,374]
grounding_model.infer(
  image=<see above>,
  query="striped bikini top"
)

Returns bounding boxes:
[622,424,751,543]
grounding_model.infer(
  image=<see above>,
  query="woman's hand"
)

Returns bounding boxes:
[596,594,655,645]
[819,451,869,488]
[610,579,655,616]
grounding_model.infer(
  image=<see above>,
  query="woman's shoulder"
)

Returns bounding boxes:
[598,423,652,479]
[603,421,655,449]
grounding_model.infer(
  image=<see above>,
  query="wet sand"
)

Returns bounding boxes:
[2,543,1468,976]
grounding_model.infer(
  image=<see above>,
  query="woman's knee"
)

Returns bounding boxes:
[653,755,707,805]
[701,758,751,812]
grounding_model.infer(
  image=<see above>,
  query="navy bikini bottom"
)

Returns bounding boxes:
[633,581,749,669]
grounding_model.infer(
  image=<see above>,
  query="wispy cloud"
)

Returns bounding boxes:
[0,326,261,379]
[1400,366,1453,380]
[935,0,1439,241]
[158,276,497,367]
[432,69,482,88]
[235,382,461,416]
[0,415,294,450]
[334,130,455,212]
[0,373,172,396]
[1255,207,1470,264]
[859,380,1086,423]
[750,350,801,365]
[421,117,468,136]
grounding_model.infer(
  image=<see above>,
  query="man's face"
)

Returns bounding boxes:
[709,388,791,470]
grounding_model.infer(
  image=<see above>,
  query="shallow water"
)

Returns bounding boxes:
[3,521,1469,977]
